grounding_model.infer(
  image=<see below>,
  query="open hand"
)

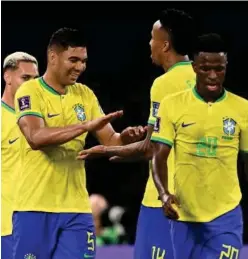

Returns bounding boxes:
[83,110,123,132]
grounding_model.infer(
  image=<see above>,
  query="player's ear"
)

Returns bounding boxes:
[48,48,57,65]
[3,70,11,85]
[192,54,198,73]
[162,40,170,53]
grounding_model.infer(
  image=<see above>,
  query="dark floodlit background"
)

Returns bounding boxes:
[2,1,248,245]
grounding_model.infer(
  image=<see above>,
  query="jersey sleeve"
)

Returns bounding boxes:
[151,97,175,147]
[240,113,248,152]
[15,82,44,121]
[89,90,105,120]
[148,79,161,126]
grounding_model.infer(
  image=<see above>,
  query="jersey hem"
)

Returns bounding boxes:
[13,207,92,213]
[151,136,173,147]
[141,203,162,208]
[176,203,240,223]
[1,231,12,236]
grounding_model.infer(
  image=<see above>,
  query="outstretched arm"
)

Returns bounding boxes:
[18,111,123,150]
[77,125,154,161]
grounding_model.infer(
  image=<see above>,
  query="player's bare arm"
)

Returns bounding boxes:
[92,122,146,147]
[152,141,180,220]
[18,111,123,150]
[77,124,154,160]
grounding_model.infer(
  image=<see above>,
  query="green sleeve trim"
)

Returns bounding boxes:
[148,119,155,125]
[18,111,44,121]
[151,136,173,147]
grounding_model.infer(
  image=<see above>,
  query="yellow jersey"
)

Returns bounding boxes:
[142,61,196,207]
[151,87,248,222]
[14,77,104,213]
[1,101,20,235]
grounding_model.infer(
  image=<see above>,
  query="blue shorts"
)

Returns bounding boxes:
[12,211,96,259]
[171,205,243,259]
[134,205,174,259]
[1,234,13,259]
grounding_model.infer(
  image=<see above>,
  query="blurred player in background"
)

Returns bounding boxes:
[152,33,248,259]
[78,9,196,259]
[13,28,145,259]
[90,194,109,241]
[1,52,39,259]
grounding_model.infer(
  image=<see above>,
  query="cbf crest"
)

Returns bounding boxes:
[223,117,236,136]
[73,104,86,121]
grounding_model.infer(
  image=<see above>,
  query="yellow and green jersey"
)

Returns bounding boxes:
[142,61,196,207]
[152,88,248,222]
[14,77,104,213]
[1,101,20,235]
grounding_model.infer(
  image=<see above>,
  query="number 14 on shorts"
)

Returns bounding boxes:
[152,246,166,259]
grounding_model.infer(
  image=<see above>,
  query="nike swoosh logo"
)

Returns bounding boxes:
[182,122,196,128]
[84,254,94,258]
[47,113,60,118]
[9,138,19,144]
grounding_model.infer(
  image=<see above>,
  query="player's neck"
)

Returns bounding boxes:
[195,84,225,103]
[162,54,190,72]
[43,71,67,95]
[1,86,15,109]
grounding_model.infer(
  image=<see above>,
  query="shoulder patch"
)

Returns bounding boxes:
[18,96,31,111]
[152,102,160,117]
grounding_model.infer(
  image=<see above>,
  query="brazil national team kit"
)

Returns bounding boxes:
[134,61,196,259]
[2,101,20,259]
[151,87,248,259]
[12,77,105,259]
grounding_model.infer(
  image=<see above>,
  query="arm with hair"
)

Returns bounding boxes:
[77,79,160,161]
[78,125,154,161]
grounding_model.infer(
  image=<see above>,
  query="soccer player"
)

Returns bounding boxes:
[13,28,145,259]
[151,33,248,259]
[78,9,196,259]
[2,52,39,259]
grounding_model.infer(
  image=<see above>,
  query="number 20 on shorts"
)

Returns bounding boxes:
[219,244,239,259]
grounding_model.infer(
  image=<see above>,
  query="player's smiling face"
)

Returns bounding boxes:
[57,46,88,85]
[193,52,227,96]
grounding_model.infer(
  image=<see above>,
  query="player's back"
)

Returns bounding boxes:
[14,77,103,214]
[153,88,248,221]
[142,61,196,207]
[1,101,20,235]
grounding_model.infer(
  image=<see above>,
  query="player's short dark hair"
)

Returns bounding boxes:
[48,27,87,50]
[194,33,227,56]
[159,8,196,56]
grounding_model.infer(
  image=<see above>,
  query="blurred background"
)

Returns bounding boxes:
[2,1,248,257]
